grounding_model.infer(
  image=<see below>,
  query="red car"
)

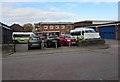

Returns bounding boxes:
[60,35,77,46]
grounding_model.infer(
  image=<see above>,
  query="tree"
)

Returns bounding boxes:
[23,23,33,32]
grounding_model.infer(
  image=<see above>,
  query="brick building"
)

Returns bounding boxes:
[34,22,74,36]
[74,21,93,28]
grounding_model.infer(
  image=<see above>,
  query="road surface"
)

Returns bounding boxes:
[2,40,118,80]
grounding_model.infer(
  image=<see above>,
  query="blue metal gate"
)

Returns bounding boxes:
[99,25,116,39]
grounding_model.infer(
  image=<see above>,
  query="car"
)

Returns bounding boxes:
[60,35,77,46]
[28,36,42,50]
[34,32,46,41]
[44,35,61,48]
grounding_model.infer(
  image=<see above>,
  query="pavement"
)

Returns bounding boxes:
[6,44,109,58]
[3,39,119,58]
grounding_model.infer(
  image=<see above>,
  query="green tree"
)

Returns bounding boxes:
[23,23,33,32]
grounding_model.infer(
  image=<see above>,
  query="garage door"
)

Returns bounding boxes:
[99,25,116,39]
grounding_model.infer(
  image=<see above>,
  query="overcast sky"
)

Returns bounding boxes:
[1,0,119,26]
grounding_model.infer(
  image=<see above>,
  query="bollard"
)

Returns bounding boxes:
[13,37,16,52]
[41,40,44,50]
[68,40,71,47]
[53,40,57,48]
[55,41,57,48]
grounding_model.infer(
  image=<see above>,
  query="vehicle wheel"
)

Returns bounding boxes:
[62,42,65,46]
[46,43,50,48]
[58,43,61,47]
[44,43,47,48]
[47,44,50,48]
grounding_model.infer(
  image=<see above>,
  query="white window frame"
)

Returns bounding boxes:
[44,25,48,29]
[49,25,54,29]
[55,25,59,29]
[61,25,65,29]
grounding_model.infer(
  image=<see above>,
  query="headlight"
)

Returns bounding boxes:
[67,40,70,41]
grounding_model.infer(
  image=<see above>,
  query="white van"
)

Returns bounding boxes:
[70,27,101,40]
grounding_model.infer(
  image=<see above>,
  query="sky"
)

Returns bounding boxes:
[1,0,119,26]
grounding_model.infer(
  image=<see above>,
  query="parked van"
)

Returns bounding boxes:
[70,27,101,40]
[12,32,36,43]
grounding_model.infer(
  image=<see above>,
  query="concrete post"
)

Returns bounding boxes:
[55,41,57,48]
[68,40,71,47]
[41,40,44,50]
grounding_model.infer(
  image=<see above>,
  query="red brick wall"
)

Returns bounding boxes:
[74,21,93,28]
[35,23,74,36]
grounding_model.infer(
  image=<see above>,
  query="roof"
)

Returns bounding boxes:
[10,24,24,32]
[75,21,120,28]
[0,22,12,30]
[84,20,116,22]
[35,22,74,25]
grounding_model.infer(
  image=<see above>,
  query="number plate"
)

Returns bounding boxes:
[72,42,76,44]
[52,40,57,42]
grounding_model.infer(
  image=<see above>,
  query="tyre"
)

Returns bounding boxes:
[39,44,42,49]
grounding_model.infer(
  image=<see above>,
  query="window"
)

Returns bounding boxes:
[61,25,65,29]
[55,25,59,29]
[44,25,48,29]
[49,25,54,29]
[13,34,30,37]
[85,30,95,33]
[61,31,65,35]
[64,35,72,38]
[31,37,40,41]
[82,31,84,35]
[71,31,81,36]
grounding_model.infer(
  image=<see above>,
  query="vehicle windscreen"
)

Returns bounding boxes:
[64,36,72,38]
[85,30,95,33]
[30,37,40,41]
[49,36,58,39]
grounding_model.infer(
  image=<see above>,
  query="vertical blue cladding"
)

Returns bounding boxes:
[99,25,116,39]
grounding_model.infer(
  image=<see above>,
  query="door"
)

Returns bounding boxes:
[99,25,116,39]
